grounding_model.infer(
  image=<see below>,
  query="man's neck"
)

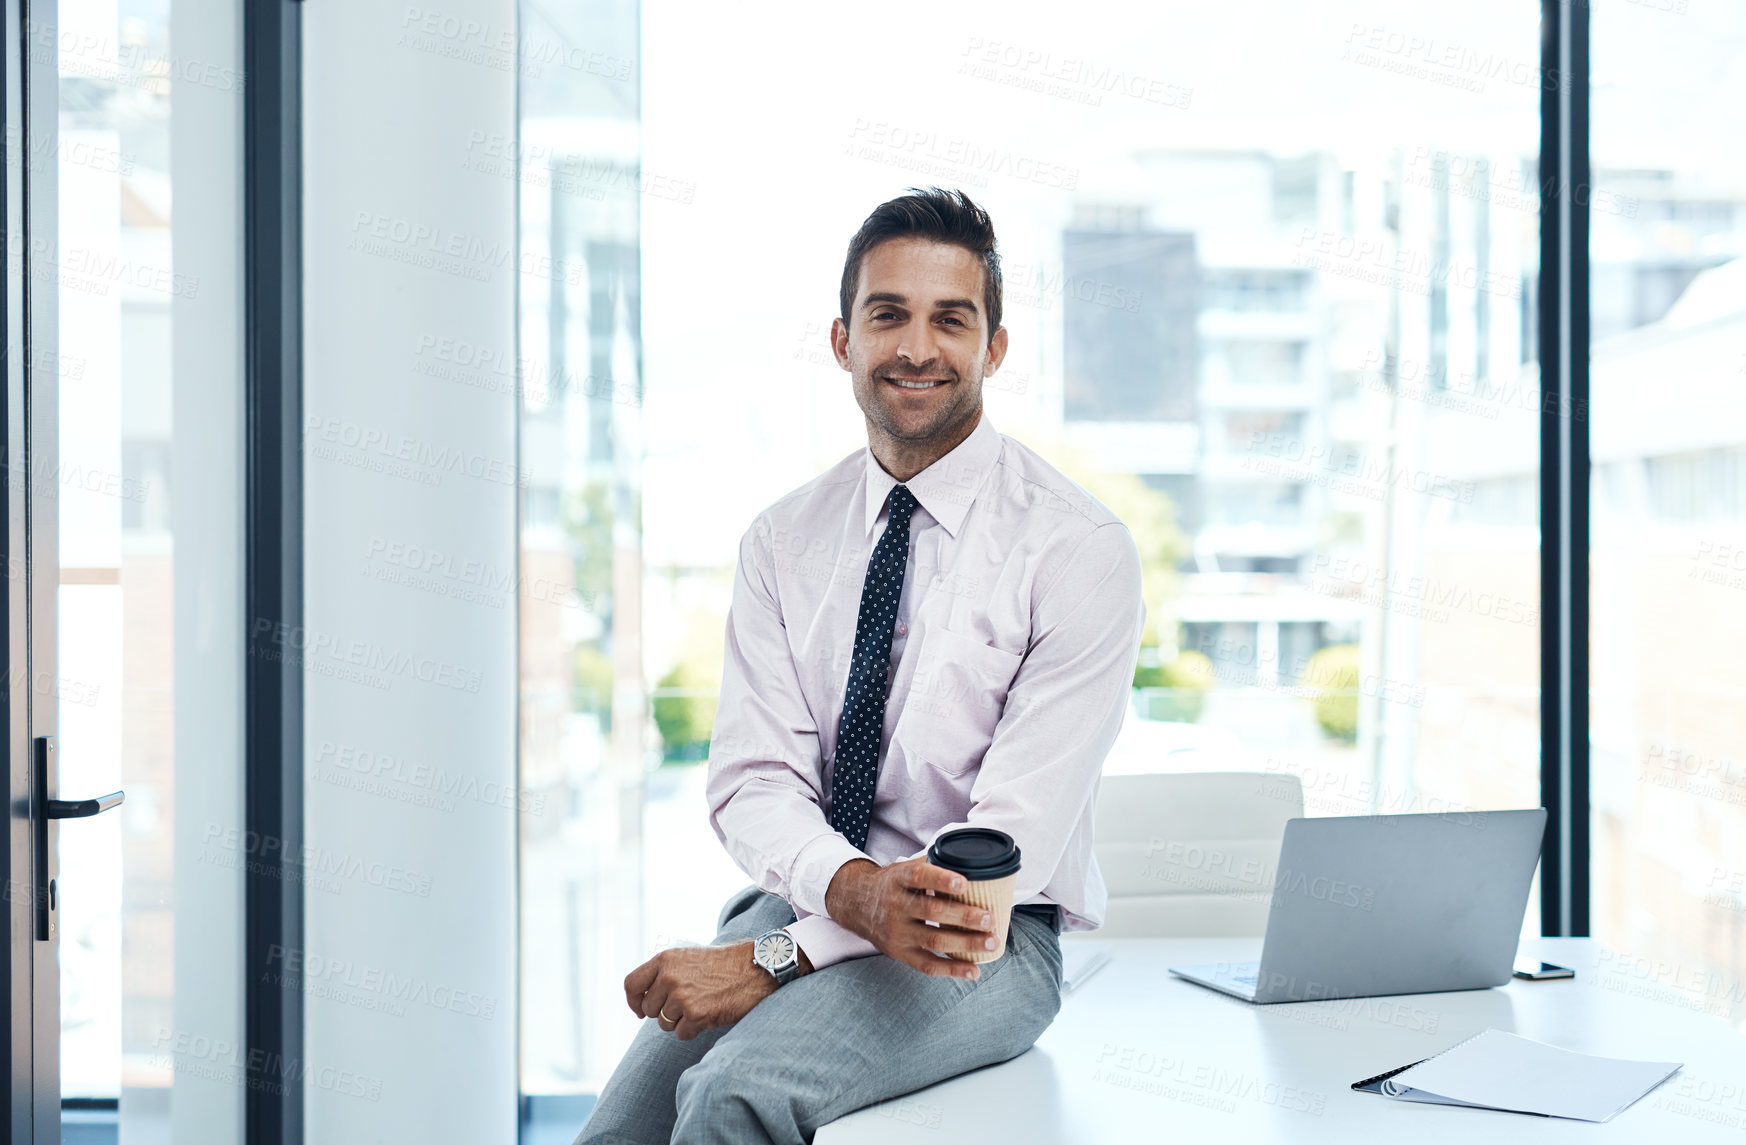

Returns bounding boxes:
[868,408,981,484]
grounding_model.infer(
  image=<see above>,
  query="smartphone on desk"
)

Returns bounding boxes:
[1513,958,1576,980]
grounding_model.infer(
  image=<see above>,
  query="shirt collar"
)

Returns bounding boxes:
[862,412,1000,540]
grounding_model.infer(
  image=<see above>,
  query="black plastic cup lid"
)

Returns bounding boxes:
[928,827,1021,880]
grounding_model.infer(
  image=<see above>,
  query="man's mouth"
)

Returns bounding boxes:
[884,376,949,390]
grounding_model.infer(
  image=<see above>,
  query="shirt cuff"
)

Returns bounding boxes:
[787,831,872,917]
[786,913,880,971]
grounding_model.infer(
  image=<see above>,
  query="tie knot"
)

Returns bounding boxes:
[889,484,918,520]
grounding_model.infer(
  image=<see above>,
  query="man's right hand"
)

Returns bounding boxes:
[824,857,998,980]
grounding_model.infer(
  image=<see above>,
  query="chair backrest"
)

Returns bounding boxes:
[1091,771,1304,938]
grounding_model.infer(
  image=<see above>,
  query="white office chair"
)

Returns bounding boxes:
[1083,771,1304,938]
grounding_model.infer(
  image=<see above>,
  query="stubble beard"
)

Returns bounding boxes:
[859,360,982,448]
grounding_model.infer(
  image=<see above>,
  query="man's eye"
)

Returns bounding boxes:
[940,315,965,326]
[873,311,898,321]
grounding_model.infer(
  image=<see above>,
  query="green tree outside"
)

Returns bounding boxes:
[1304,642,1361,742]
[1132,648,1215,722]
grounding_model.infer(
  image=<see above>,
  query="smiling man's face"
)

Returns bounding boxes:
[832,237,1008,454]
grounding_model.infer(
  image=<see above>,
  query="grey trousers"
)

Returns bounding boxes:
[574,883,1064,1145]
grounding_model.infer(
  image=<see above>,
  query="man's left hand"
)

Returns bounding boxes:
[624,940,799,1040]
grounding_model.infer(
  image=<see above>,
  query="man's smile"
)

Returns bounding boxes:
[884,375,949,391]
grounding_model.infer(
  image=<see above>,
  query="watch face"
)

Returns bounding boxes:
[756,931,795,968]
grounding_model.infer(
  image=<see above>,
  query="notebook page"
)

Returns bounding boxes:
[1385,1028,1681,1122]
[1060,944,1112,994]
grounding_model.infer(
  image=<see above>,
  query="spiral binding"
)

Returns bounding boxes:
[1350,1059,1428,1092]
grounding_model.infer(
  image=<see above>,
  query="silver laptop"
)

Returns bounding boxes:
[1169,808,1547,1003]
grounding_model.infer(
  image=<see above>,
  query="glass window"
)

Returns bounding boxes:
[1591,4,1746,1034]
[55,2,245,1133]
[1202,269,1311,313]
[516,0,646,1095]
[57,1,177,1105]
[519,0,1550,1105]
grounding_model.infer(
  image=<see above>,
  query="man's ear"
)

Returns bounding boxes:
[984,325,1010,374]
[830,316,854,371]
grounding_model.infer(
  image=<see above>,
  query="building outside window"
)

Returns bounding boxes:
[510,0,1746,1115]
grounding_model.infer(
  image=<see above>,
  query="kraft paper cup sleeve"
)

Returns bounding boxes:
[943,871,1017,964]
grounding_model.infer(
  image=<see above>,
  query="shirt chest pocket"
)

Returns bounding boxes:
[892,627,1024,775]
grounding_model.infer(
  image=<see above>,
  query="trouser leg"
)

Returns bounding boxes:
[669,909,1062,1145]
[572,886,795,1145]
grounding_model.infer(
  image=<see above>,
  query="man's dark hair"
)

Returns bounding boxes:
[839,187,1003,344]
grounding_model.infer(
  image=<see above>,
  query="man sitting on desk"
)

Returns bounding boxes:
[577,187,1146,1145]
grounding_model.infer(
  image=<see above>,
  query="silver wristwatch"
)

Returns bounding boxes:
[752,926,801,986]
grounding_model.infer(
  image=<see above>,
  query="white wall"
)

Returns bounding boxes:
[302,2,519,1141]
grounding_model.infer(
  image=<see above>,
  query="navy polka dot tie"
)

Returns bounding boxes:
[829,484,917,852]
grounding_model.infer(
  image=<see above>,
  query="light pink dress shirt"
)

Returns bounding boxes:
[705,412,1146,969]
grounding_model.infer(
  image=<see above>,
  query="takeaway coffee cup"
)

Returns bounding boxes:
[926,828,1022,963]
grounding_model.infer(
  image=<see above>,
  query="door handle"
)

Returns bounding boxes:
[34,736,125,941]
[47,792,125,819]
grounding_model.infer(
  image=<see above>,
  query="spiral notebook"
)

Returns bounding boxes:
[1351,1029,1682,1123]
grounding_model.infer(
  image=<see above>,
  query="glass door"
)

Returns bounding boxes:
[54,0,178,1118]
[6,0,102,1140]
[12,1,247,1141]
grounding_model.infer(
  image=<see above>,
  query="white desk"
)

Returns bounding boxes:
[818,938,1746,1142]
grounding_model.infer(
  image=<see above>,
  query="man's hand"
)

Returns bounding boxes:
[623,941,783,1041]
[825,857,997,980]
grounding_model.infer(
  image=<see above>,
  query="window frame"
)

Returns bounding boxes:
[1537,0,1591,939]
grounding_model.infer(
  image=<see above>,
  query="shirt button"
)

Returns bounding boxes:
[896,622,908,635]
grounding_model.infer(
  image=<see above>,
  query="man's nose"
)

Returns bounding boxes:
[894,326,941,367]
